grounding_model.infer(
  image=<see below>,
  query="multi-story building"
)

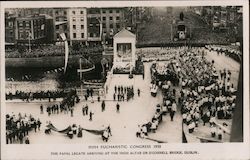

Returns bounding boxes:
[68,8,88,45]
[5,7,128,46]
[87,8,102,44]
[52,8,69,42]
[100,7,125,44]
[5,13,16,44]
[15,15,46,44]
[87,7,125,45]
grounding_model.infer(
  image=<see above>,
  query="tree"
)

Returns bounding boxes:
[72,42,81,51]
[17,45,26,57]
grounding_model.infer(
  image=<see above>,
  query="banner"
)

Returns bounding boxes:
[60,33,69,73]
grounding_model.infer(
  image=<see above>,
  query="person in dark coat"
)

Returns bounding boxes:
[118,86,121,93]
[89,111,94,121]
[82,106,85,116]
[101,101,105,112]
[77,126,83,138]
[40,104,43,114]
[25,136,30,144]
[33,121,37,132]
[116,103,120,113]
[85,105,89,115]
[137,89,140,97]
[87,88,90,97]
[19,133,24,144]
[37,119,41,131]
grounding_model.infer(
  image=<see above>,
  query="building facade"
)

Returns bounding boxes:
[100,8,125,44]
[15,15,46,44]
[87,8,102,43]
[5,13,16,44]
[68,7,88,45]
[52,8,70,42]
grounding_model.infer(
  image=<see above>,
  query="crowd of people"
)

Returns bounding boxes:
[113,85,135,101]
[43,90,80,117]
[136,104,164,138]
[136,48,177,62]
[5,44,103,58]
[6,113,41,144]
[150,62,179,87]
[205,45,242,62]
[176,47,236,140]
[148,46,237,141]
[6,90,66,101]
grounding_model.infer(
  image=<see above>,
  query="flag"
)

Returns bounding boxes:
[60,33,69,73]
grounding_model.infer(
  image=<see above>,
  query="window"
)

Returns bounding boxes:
[90,33,93,37]
[102,10,106,14]
[109,17,113,21]
[56,25,59,29]
[80,11,84,14]
[73,25,76,29]
[56,17,59,21]
[8,22,13,27]
[73,33,76,38]
[64,11,67,15]
[109,10,113,13]
[110,24,113,28]
[19,32,24,39]
[81,25,84,29]
[64,25,67,30]
[102,17,106,21]
[116,10,120,13]
[19,21,23,27]
[55,11,58,15]
[102,23,106,28]
[26,21,30,27]
[80,18,84,21]
[56,33,60,39]
[72,17,76,22]
[81,33,84,38]
[117,23,120,29]
[116,16,120,20]
[72,11,75,14]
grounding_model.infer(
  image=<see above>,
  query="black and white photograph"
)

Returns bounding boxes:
[1,1,249,160]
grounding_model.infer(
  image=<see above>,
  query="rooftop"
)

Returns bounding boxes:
[113,28,136,38]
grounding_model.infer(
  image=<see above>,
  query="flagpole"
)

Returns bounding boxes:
[28,31,31,52]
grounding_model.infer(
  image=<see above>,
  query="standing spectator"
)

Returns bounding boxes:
[101,100,105,112]
[137,89,140,97]
[37,119,41,131]
[89,111,94,121]
[82,106,85,116]
[25,136,30,144]
[40,104,43,114]
[114,85,117,93]
[85,104,88,115]
[170,101,177,121]
[33,120,37,132]
[116,103,120,113]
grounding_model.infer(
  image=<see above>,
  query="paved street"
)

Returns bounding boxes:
[6,62,183,144]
